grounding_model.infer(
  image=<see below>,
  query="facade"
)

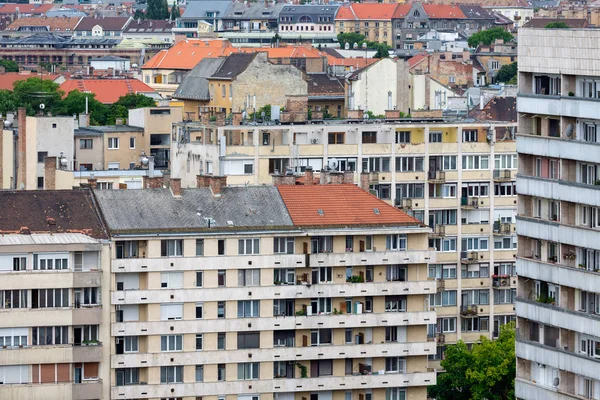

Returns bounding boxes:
[73,17,132,38]
[171,118,519,358]
[515,28,600,399]
[95,176,437,400]
[473,39,517,84]
[122,19,174,43]
[487,6,533,28]
[221,2,284,32]
[0,189,111,400]
[335,4,398,47]
[274,5,338,46]
[173,0,231,37]
[2,16,82,37]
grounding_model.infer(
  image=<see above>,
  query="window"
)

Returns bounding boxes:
[217,301,225,318]
[362,157,391,173]
[311,328,332,346]
[429,131,442,143]
[311,236,333,253]
[238,269,260,286]
[429,237,457,252]
[160,366,183,383]
[108,137,119,149]
[196,271,203,287]
[430,209,457,226]
[161,335,183,352]
[429,290,457,307]
[32,326,67,345]
[462,182,489,197]
[495,182,516,196]
[386,265,407,281]
[80,139,93,149]
[493,236,517,250]
[461,237,489,251]
[37,151,48,163]
[124,336,138,353]
[396,183,425,199]
[362,131,377,143]
[494,262,516,276]
[116,368,139,386]
[194,334,203,351]
[33,253,69,270]
[385,295,407,312]
[274,268,295,285]
[218,364,226,381]
[238,362,260,380]
[494,288,516,304]
[328,132,345,144]
[463,289,490,305]
[441,317,456,333]
[31,289,68,308]
[311,297,332,314]
[238,238,260,255]
[428,264,457,279]
[160,304,183,320]
[217,333,226,350]
[463,130,478,142]
[430,155,457,171]
[238,300,260,318]
[396,156,424,172]
[274,237,294,254]
[385,357,406,373]
[386,234,407,251]
[195,365,203,382]
[491,61,500,70]
[461,263,490,278]
[161,272,183,289]
[462,317,489,332]
[462,155,489,170]
[312,266,332,283]
[238,332,260,349]
[195,303,203,319]
[385,326,402,342]
[74,287,100,307]
[129,137,135,149]
[429,183,457,198]
[495,154,518,169]
[161,240,183,257]
[395,131,411,144]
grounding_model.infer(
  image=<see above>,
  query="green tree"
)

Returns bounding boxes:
[428,322,516,400]
[467,27,514,48]
[170,4,180,19]
[146,0,168,20]
[545,21,570,29]
[0,89,16,115]
[373,43,390,58]
[337,32,366,49]
[0,59,19,72]
[60,90,108,125]
[133,9,146,20]
[114,93,157,109]
[12,77,64,115]
[495,62,518,83]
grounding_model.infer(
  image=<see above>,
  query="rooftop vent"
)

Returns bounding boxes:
[317,209,324,216]
[373,208,380,215]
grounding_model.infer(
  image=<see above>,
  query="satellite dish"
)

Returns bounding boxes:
[39,103,45,110]
[140,156,149,166]
[553,377,559,387]
[60,157,68,167]
[327,158,339,170]
[345,43,350,50]
[565,123,574,137]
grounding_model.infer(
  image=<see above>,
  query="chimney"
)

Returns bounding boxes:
[359,172,370,192]
[215,111,225,126]
[343,170,355,184]
[170,177,182,196]
[480,93,485,110]
[319,169,330,185]
[329,172,344,185]
[115,118,123,125]
[196,174,209,188]
[272,173,296,186]
[17,107,26,189]
[304,166,314,185]
[87,178,97,190]
[143,175,163,188]
[208,175,227,196]
[44,156,57,190]
[79,113,90,128]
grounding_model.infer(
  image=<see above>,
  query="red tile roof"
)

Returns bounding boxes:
[0,72,62,91]
[5,16,81,31]
[335,4,399,21]
[277,184,422,227]
[407,53,428,68]
[0,3,53,14]
[422,4,467,19]
[59,78,156,104]
[392,4,413,18]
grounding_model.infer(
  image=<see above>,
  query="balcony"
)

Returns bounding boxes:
[111,341,436,368]
[516,338,600,380]
[0,343,102,365]
[493,221,512,235]
[112,311,436,336]
[460,304,478,317]
[515,378,579,400]
[516,215,600,250]
[492,275,511,287]
[460,251,479,263]
[0,380,102,400]
[517,133,600,165]
[0,270,103,290]
[112,253,307,273]
[460,197,479,209]
[428,225,445,238]
[517,256,600,293]
[112,280,437,305]
[516,174,600,207]
[516,297,600,338]
[427,170,446,183]
[493,169,512,181]
[111,371,436,399]
[395,198,412,210]
[517,92,600,120]
[308,249,434,268]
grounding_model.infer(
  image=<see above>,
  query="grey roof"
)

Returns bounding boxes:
[180,0,232,20]
[74,128,104,137]
[279,5,339,23]
[173,58,225,100]
[210,53,255,80]
[458,5,495,20]
[94,186,295,233]
[46,9,87,18]
[222,2,285,20]
[92,56,129,61]
[0,33,120,46]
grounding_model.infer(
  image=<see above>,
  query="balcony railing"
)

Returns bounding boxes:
[460,197,479,209]
[428,170,446,183]
[395,198,412,210]
[493,169,512,181]
[429,224,446,237]
[460,304,478,317]
[493,221,512,235]
[492,275,511,287]
[460,251,479,263]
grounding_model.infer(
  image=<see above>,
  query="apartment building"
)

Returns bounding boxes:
[95,175,437,400]
[515,28,600,399]
[170,118,519,358]
[0,189,111,400]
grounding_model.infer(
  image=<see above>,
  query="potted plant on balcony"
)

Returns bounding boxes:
[579,263,586,269]
[548,255,557,263]
[563,251,577,262]
[295,309,307,317]
[296,363,308,378]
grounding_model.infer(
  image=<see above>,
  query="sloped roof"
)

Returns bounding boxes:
[59,79,156,104]
[391,4,413,18]
[0,3,54,14]
[335,3,398,21]
[223,2,285,19]
[422,4,466,19]
[0,72,62,91]
[180,0,231,19]
[74,16,131,31]
[307,73,344,97]
[124,19,174,33]
[0,189,107,239]
[210,52,255,79]
[407,53,428,68]
[280,4,339,23]
[458,5,495,19]
[277,184,422,228]
[172,58,225,100]
[94,186,294,233]
[522,18,588,28]
[5,16,81,31]
[141,39,234,70]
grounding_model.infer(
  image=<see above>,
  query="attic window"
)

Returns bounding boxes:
[373,208,380,215]
[262,11,271,15]
[227,220,234,226]
[317,209,324,216]
[234,12,243,15]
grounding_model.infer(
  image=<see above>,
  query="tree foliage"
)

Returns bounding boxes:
[427,322,516,400]
[170,4,180,19]
[0,59,19,72]
[337,32,367,49]
[373,43,390,58]
[467,27,514,48]
[1,77,157,124]
[495,62,518,84]
[545,21,570,29]
[146,0,168,20]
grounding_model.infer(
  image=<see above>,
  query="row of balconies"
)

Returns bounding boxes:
[0,270,103,290]
[0,306,103,328]
[0,380,102,400]
[110,371,437,399]
[517,256,600,294]
[112,250,435,273]
[111,341,436,369]
[426,169,513,183]
[0,343,103,366]
[112,311,436,336]
[518,92,600,121]
[517,174,600,208]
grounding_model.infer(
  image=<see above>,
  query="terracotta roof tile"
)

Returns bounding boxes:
[5,16,81,31]
[59,78,156,104]
[0,72,61,91]
[277,184,421,227]
[422,4,467,19]
[335,4,399,21]
[407,53,428,68]
[0,4,53,14]
[74,16,131,31]
[392,4,413,18]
